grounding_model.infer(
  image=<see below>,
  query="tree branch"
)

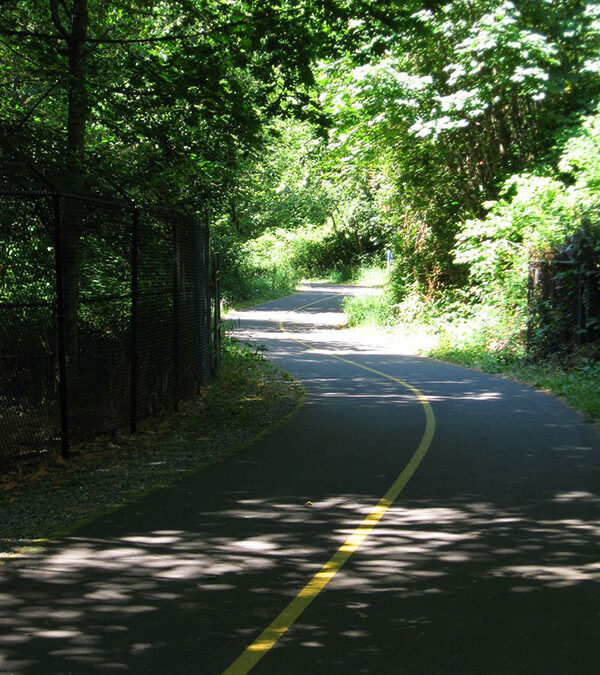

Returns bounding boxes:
[50,0,70,39]
[59,0,72,16]
[0,37,40,65]
[0,13,269,44]
[0,29,62,41]
[2,81,62,139]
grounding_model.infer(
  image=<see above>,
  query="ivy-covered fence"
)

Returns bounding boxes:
[0,192,214,465]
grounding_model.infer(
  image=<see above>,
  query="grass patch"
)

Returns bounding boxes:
[352,265,388,287]
[508,359,600,421]
[343,292,396,327]
[316,264,388,286]
[341,287,600,424]
[430,341,600,422]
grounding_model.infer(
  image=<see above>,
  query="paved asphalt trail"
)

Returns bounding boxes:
[1,283,600,674]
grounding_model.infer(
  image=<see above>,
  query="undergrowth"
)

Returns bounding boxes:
[325,264,388,286]
[343,292,396,326]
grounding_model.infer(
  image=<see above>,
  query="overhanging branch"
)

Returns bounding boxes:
[0,13,268,45]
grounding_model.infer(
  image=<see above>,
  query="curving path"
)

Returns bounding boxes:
[1,283,600,675]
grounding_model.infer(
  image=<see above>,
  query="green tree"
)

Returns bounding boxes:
[0,0,357,352]
[318,0,600,296]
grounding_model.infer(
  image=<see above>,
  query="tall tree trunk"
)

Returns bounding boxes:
[52,0,89,371]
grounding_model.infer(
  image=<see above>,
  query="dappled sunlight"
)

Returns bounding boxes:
[2,285,599,672]
[227,308,347,329]
[426,390,503,402]
[294,283,381,297]
[231,317,435,359]
[554,491,600,503]
[226,283,426,357]
[493,563,600,587]
[1,489,599,672]
[227,288,515,411]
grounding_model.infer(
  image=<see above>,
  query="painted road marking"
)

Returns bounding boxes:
[223,292,436,675]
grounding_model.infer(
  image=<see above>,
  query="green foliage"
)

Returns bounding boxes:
[224,119,333,238]
[215,226,299,307]
[351,264,388,287]
[343,292,396,326]
[455,103,600,329]
[428,301,526,370]
[215,179,386,304]
[317,0,600,296]
[0,0,352,204]
[509,355,600,422]
[3,0,600,365]
[216,336,268,394]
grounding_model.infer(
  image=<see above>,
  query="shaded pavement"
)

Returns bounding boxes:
[1,284,600,674]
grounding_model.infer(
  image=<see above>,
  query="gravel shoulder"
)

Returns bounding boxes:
[0,345,303,560]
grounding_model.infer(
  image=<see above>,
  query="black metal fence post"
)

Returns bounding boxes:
[53,194,70,458]
[212,252,221,371]
[192,220,202,391]
[172,216,180,410]
[0,191,214,466]
[130,208,139,433]
[576,264,583,345]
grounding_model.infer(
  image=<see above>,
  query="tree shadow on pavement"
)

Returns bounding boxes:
[1,486,599,674]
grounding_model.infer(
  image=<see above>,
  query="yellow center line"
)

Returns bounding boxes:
[223,292,436,675]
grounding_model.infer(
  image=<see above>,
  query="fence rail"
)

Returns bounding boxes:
[0,192,216,465]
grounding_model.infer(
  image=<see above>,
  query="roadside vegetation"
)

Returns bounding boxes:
[344,284,600,422]
[0,337,301,555]
[211,2,600,423]
[3,2,600,487]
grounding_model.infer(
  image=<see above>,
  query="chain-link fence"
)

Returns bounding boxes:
[0,192,214,465]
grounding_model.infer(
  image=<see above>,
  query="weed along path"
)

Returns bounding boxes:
[1,284,600,674]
